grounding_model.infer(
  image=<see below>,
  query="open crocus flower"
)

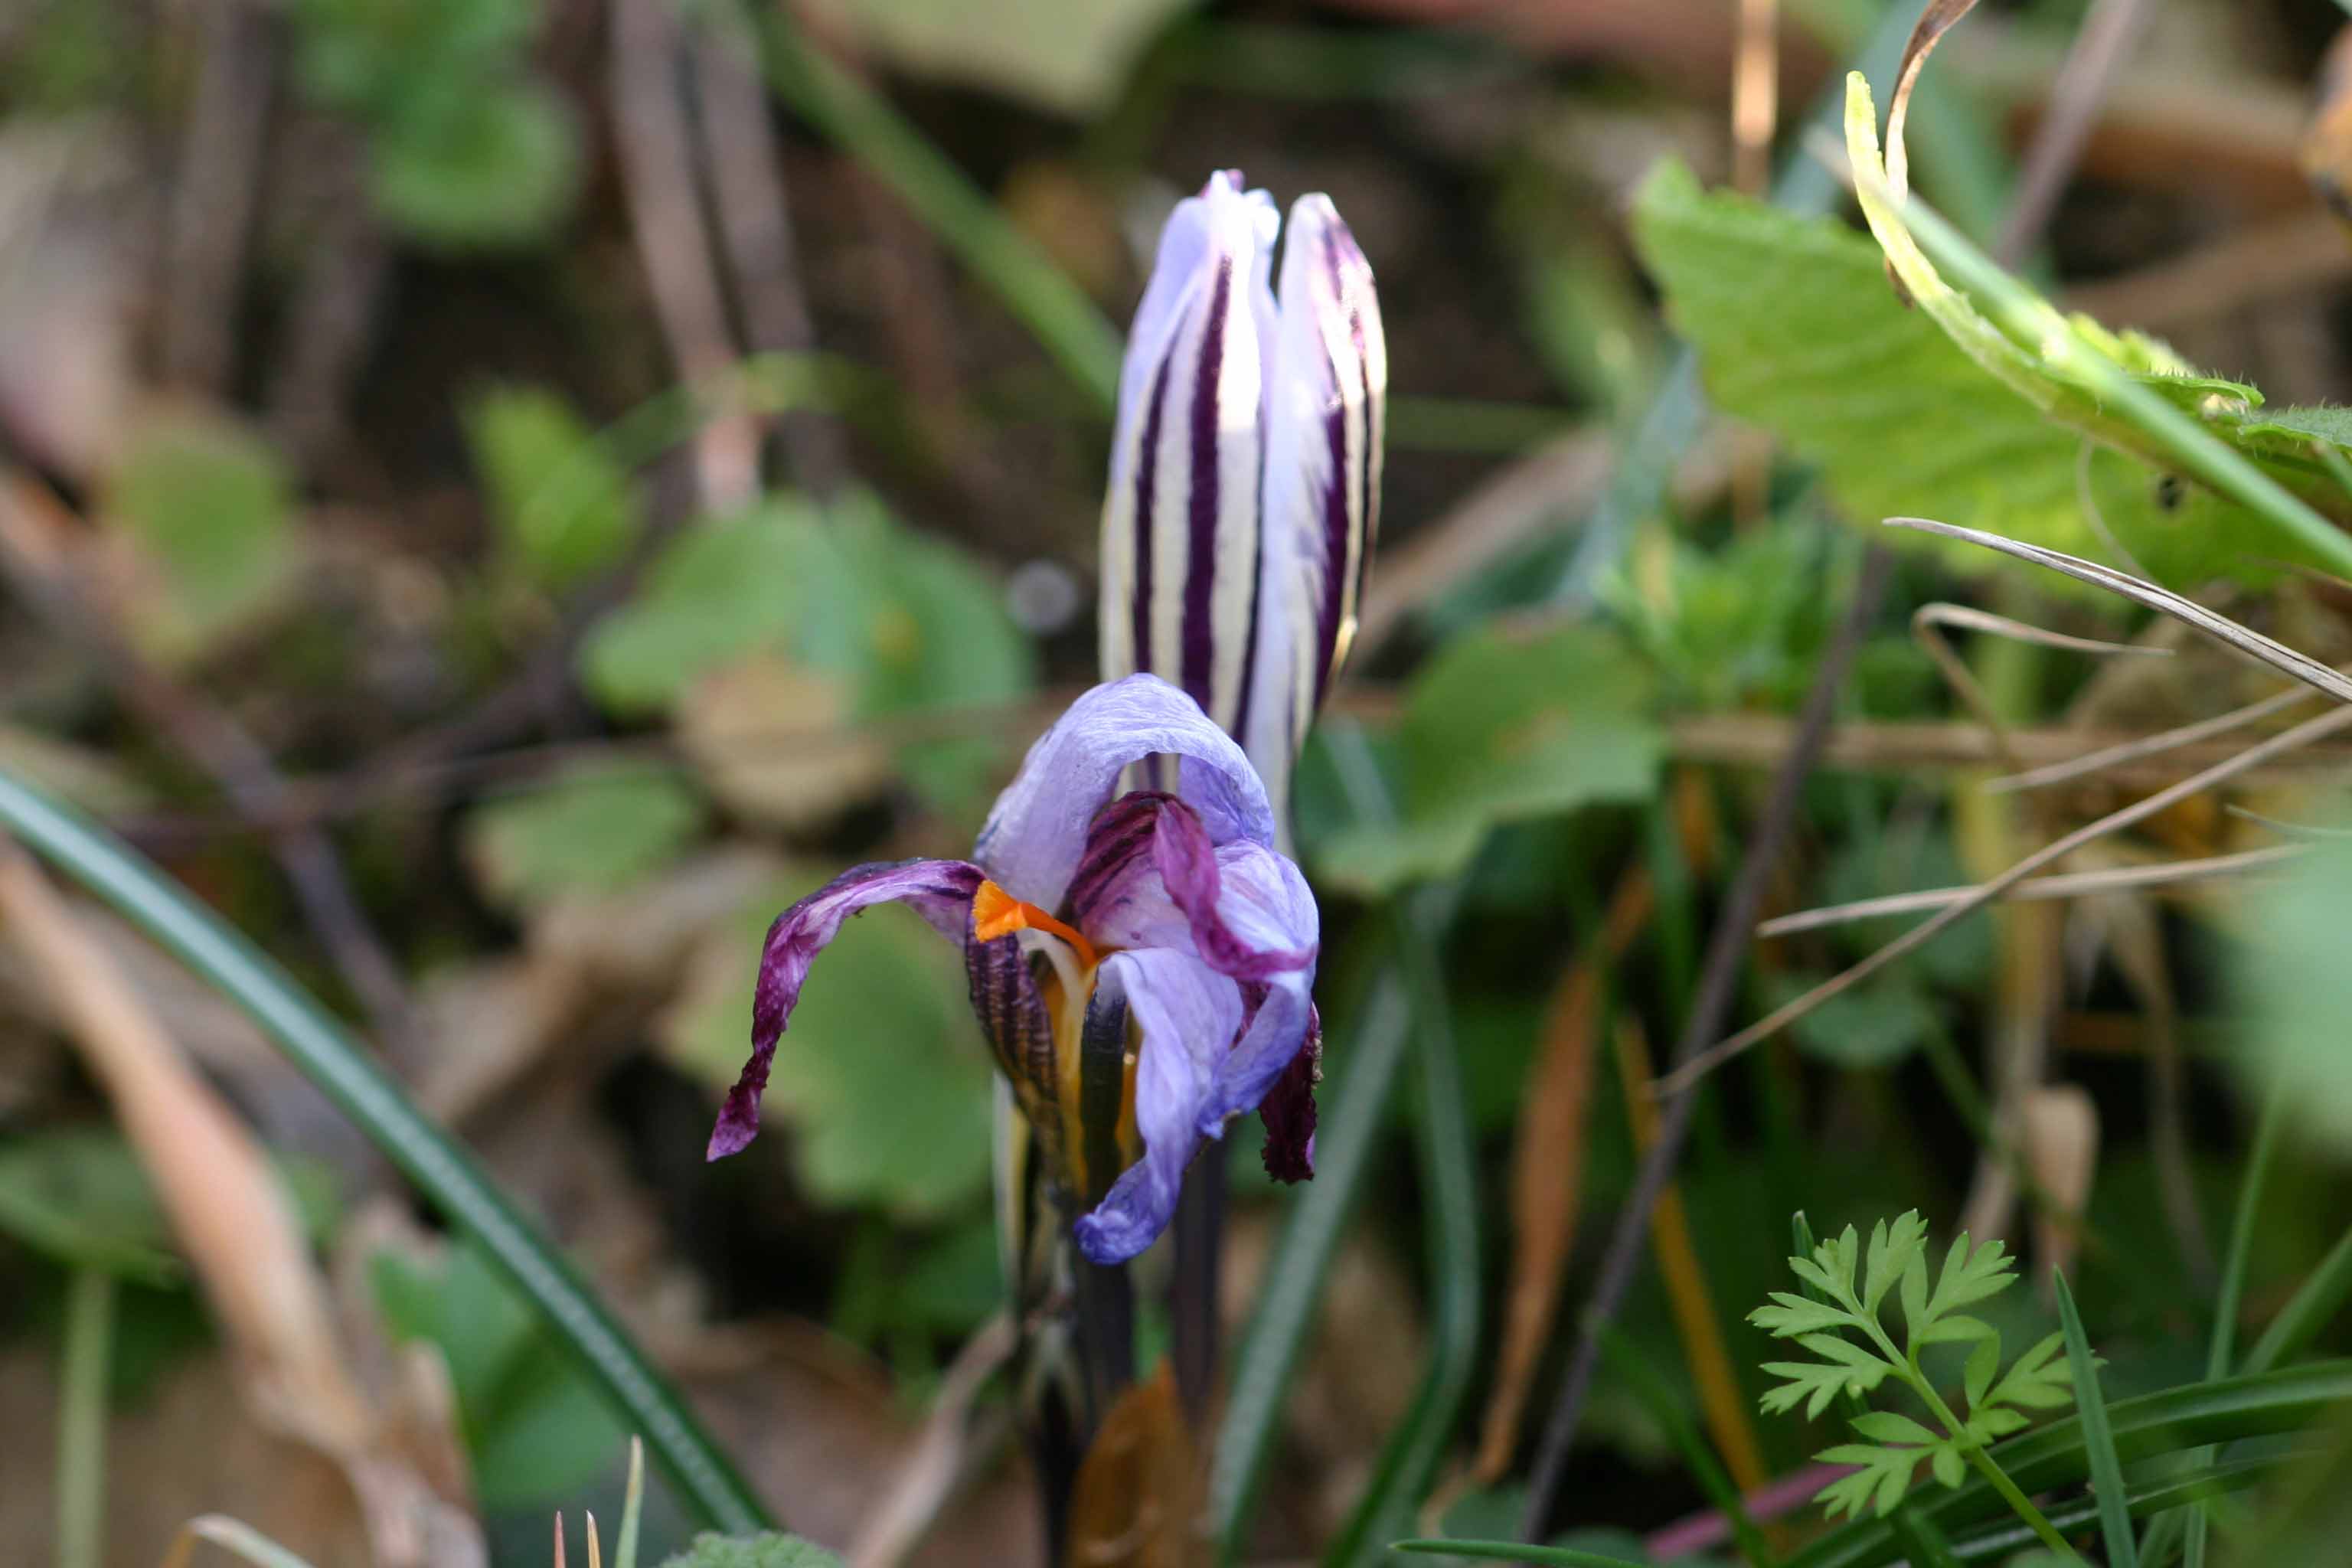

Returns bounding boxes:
[707,675,1319,1265]
[1098,170,1387,818]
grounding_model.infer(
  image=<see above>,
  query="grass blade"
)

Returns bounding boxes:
[1592,1321,1777,1566]
[1393,1542,1651,1567]
[1889,1507,1965,1568]
[615,1436,646,1568]
[741,10,1122,412]
[2244,1224,2352,1376]
[0,769,772,1534]
[1318,893,1481,1568]
[1207,974,1413,1557]
[1782,1361,2352,1568]
[1945,1455,2294,1563]
[2053,1272,2138,1568]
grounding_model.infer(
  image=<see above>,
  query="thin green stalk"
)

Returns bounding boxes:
[742,10,1122,412]
[2053,1272,2138,1568]
[2178,1076,2292,1567]
[0,770,771,1534]
[55,1267,113,1568]
[615,1436,646,1568]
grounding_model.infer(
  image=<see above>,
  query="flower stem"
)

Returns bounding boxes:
[1873,1323,2083,1563]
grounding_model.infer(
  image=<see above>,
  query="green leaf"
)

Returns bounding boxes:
[1837,75,2352,582]
[106,412,296,662]
[370,80,580,248]
[371,1238,627,1509]
[0,1132,181,1285]
[1964,1334,2001,1410]
[1762,1354,1893,1420]
[1864,1211,1927,1315]
[1753,1291,1862,1337]
[1923,1233,2016,1326]
[1984,1331,2075,1412]
[1317,623,1662,894]
[1628,160,2326,592]
[466,384,638,590]
[462,766,704,911]
[657,1533,844,1568]
[1390,1541,1653,1568]
[1851,1410,1939,1446]
[2053,1272,2138,1568]
[1815,1443,1923,1521]
[661,874,995,1218]
[1785,975,1940,1069]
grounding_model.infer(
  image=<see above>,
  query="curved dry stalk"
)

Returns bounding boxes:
[1886,517,2352,706]
[1755,844,2304,936]
[2223,804,2352,839]
[1658,701,2352,1096]
[1990,679,2323,794]
[1913,601,2171,767]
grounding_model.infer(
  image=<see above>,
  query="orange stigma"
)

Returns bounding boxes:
[972,880,1099,969]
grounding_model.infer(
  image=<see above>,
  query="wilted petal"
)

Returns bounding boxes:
[1099,172,1279,746]
[1072,947,1244,1264]
[710,858,982,1159]
[1259,1007,1321,1183]
[974,675,1273,914]
[1199,963,1315,1135]
[1068,791,1315,980]
[1244,194,1387,806]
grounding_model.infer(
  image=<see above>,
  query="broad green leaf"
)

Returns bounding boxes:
[660,874,994,1218]
[370,80,579,249]
[106,412,296,662]
[580,499,851,714]
[582,492,1031,813]
[462,766,704,911]
[1315,623,1663,895]
[371,1238,626,1508]
[0,1131,181,1285]
[2233,828,2352,1153]
[1629,161,2328,591]
[1782,977,1939,1069]
[466,384,637,590]
[1837,79,2352,575]
[824,0,1193,116]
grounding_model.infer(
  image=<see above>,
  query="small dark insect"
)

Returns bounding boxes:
[2154,472,2187,513]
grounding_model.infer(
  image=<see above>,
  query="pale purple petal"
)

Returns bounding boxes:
[1099,172,1279,743]
[973,675,1272,913]
[710,858,982,1160]
[1073,947,1243,1264]
[1244,194,1387,812]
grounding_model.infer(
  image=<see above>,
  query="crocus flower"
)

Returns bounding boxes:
[707,675,1320,1264]
[1098,171,1387,817]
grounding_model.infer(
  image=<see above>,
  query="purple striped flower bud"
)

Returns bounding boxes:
[1099,172,1387,814]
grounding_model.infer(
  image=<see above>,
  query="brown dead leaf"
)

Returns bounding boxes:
[1886,0,1984,206]
[1468,864,1652,1486]
[0,841,484,1567]
[2022,1083,2099,1287]
[678,652,893,830]
[1063,1365,1201,1568]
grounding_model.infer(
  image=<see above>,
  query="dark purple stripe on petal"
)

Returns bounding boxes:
[1132,351,1177,681]
[1066,790,1170,925]
[1179,256,1232,707]
[714,858,984,1159]
[1259,1004,1321,1183]
[1312,391,1351,712]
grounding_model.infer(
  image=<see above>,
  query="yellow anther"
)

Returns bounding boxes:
[972,880,1099,969]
